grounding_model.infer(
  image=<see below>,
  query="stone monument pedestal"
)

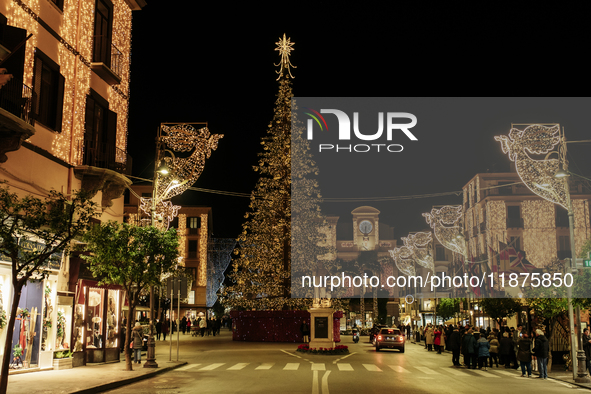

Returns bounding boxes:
[309,307,334,349]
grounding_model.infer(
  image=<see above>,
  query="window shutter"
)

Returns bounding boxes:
[54,73,65,132]
[32,55,43,118]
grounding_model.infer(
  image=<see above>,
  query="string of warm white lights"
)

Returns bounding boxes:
[389,246,416,277]
[403,232,434,271]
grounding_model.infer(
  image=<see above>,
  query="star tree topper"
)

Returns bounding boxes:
[275,33,296,80]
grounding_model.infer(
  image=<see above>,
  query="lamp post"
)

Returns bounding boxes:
[555,161,590,383]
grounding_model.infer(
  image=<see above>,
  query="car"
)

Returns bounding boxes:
[375,327,405,352]
[369,324,387,344]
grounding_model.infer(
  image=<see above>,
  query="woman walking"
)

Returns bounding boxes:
[517,333,533,377]
[132,322,143,364]
[488,332,500,368]
[434,326,442,354]
[476,332,490,370]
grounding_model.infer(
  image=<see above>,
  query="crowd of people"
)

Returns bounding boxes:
[153,316,231,339]
[410,323,550,378]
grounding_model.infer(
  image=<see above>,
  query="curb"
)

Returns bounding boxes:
[70,361,188,394]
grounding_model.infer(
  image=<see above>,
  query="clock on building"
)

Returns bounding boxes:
[359,220,373,235]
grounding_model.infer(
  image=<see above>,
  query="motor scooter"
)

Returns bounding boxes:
[352,328,359,343]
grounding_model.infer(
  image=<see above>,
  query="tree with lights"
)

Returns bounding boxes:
[0,184,96,393]
[223,35,334,311]
[81,222,180,371]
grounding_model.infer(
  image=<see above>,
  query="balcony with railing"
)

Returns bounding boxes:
[0,80,36,162]
[78,138,131,175]
[90,40,122,85]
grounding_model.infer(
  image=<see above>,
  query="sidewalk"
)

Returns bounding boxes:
[4,331,212,394]
[410,339,591,390]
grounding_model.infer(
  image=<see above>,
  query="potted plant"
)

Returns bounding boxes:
[53,350,73,370]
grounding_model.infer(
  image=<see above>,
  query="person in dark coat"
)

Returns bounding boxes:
[162,318,169,341]
[300,321,310,343]
[155,319,162,340]
[499,331,513,368]
[534,329,550,379]
[461,329,477,369]
[448,327,461,366]
[583,328,591,372]
[132,322,143,364]
[517,334,533,377]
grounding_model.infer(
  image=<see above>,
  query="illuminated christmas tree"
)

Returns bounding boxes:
[223,35,335,310]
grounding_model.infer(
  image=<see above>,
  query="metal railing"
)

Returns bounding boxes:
[93,37,123,80]
[0,80,35,124]
[110,43,122,79]
[78,139,131,175]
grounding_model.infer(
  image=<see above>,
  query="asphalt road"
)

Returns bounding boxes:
[103,330,587,394]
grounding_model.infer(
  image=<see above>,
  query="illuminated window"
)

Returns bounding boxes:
[188,217,200,235]
[32,50,64,131]
[83,90,117,168]
[93,0,113,65]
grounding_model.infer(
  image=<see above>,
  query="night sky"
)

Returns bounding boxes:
[126,3,591,240]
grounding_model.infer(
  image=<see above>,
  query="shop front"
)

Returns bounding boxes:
[72,280,122,367]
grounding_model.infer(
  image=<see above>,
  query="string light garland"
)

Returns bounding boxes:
[522,200,556,268]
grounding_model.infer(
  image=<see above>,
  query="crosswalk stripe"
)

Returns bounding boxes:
[255,363,274,370]
[176,363,201,371]
[445,368,469,376]
[471,369,500,378]
[415,366,439,375]
[311,363,326,371]
[337,363,354,371]
[227,363,249,370]
[283,363,300,370]
[495,370,518,376]
[199,363,225,371]
[388,365,410,373]
[363,364,382,372]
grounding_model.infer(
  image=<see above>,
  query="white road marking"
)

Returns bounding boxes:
[255,363,274,370]
[312,363,326,371]
[471,369,500,378]
[415,366,439,375]
[363,364,382,372]
[322,371,331,394]
[312,370,319,394]
[337,363,354,371]
[388,365,410,373]
[176,363,201,371]
[227,363,249,370]
[199,363,225,371]
[445,368,469,376]
[283,363,300,370]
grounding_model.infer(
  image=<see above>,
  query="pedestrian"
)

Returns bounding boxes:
[534,329,549,379]
[132,322,143,364]
[426,325,434,351]
[162,319,169,341]
[461,328,477,369]
[517,333,533,377]
[583,328,591,372]
[186,318,191,334]
[181,316,187,335]
[434,326,442,354]
[199,316,207,337]
[499,331,513,368]
[448,326,461,366]
[488,332,500,368]
[476,332,490,371]
[300,320,310,343]
[512,325,523,370]
[155,319,162,341]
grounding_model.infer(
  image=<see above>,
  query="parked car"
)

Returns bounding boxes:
[375,327,405,352]
[369,324,387,344]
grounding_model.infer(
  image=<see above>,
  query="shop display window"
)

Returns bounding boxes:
[56,296,73,350]
[86,288,104,349]
[106,289,119,348]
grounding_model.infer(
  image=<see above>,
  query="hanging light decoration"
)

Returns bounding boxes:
[402,232,434,271]
[494,124,567,209]
[423,205,467,259]
[389,246,416,277]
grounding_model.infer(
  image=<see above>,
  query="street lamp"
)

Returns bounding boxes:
[495,124,588,382]
[141,122,223,369]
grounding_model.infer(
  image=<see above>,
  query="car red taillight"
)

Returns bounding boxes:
[377,335,382,341]
[399,336,405,341]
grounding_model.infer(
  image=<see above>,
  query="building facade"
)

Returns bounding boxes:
[0,0,144,370]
